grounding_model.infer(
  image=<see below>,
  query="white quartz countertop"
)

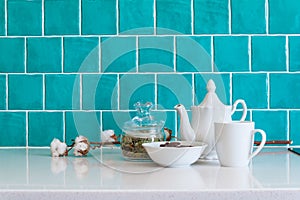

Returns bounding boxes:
[1,147,300,200]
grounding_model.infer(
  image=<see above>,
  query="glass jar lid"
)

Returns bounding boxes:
[123,102,165,136]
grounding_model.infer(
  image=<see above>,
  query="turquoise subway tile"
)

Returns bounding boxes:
[194,0,229,34]
[157,74,192,109]
[152,111,176,136]
[0,0,4,35]
[194,73,230,105]
[231,0,265,34]
[0,112,26,146]
[8,75,43,110]
[7,0,42,36]
[290,111,300,145]
[64,37,99,73]
[289,36,300,72]
[44,0,79,35]
[176,36,211,72]
[65,111,101,144]
[138,37,174,72]
[102,111,134,135]
[101,37,136,72]
[119,74,155,109]
[28,112,63,146]
[82,0,116,35]
[0,75,5,109]
[214,36,249,72]
[27,37,61,73]
[156,0,191,34]
[232,73,268,109]
[269,0,300,34]
[45,74,80,110]
[252,36,286,71]
[82,74,118,110]
[270,74,300,109]
[0,38,25,73]
[231,110,251,121]
[252,111,287,141]
[119,0,154,34]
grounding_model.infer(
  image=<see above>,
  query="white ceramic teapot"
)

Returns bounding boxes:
[174,79,247,159]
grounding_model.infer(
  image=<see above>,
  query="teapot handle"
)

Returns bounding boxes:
[231,99,247,121]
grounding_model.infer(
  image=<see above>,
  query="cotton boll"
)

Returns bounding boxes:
[50,138,67,157]
[73,136,90,156]
[101,130,117,142]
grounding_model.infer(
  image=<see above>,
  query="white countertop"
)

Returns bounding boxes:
[1,147,300,200]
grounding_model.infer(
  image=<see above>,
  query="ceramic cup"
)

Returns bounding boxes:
[214,121,266,167]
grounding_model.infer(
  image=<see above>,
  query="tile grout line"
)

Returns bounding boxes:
[229,72,232,105]
[287,110,290,142]
[211,36,214,72]
[265,0,269,34]
[42,74,45,110]
[136,36,139,72]
[26,111,29,147]
[286,36,289,71]
[42,0,44,36]
[154,73,158,109]
[4,0,7,36]
[117,73,120,110]
[99,36,101,72]
[24,37,27,73]
[79,74,83,110]
[153,0,156,35]
[191,0,194,35]
[248,36,252,72]
[79,0,82,35]
[267,72,270,109]
[173,36,176,72]
[116,0,119,35]
[61,37,64,73]
[5,74,8,110]
[228,0,232,34]
[63,111,66,142]
[192,73,195,105]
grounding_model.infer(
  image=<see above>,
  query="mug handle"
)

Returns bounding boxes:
[231,99,247,121]
[249,129,266,160]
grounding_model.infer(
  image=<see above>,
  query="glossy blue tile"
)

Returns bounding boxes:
[101,37,136,72]
[138,37,174,72]
[82,74,118,110]
[270,74,300,109]
[231,110,251,121]
[176,36,211,72]
[0,75,5,109]
[289,36,300,72]
[157,74,192,109]
[231,0,265,34]
[269,0,300,34]
[194,74,230,105]
[45,75,80,110]
[119,0,154,34]
[27,37,62,73]
[102,111,134,135]
[44,0,79,35]
[0,0,5,35]
[290,111,300,145]
[82,0,116,35]
[252,36,286,71]
[119,74,155,109]
[0,38,25,73]
[214,36,249,72]
[65,111,101,144]
[64,37,99,73]
[233,73,268,109]
[7,0,42,36]
[252,111,287,141]
[28,112,63,146]
[156,0,191,34]
[0,112,26,146]
[194,0,229,34]
[8,75,43,110]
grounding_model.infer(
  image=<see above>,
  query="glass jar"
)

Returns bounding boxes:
[121,102,164,161]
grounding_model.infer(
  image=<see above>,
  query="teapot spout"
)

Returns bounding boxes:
[174,104,195,141]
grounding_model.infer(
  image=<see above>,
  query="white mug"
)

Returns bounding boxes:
[214,121,266,167]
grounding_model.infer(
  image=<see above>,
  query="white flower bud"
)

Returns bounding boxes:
[101,130,117,142]
[73,136,90,156]
[50,138,67,157]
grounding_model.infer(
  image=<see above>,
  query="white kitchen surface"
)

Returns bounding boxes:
[1,147,300,200]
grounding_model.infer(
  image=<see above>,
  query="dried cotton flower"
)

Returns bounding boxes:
[101,129,117,143]
[50,138,68,157]
[73,135,90,156]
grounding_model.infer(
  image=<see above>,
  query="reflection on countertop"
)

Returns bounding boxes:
[0,148,300,199]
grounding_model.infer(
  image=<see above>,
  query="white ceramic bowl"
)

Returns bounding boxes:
[142,141,207,167]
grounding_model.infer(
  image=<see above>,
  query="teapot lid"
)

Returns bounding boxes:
[198,79,226,109]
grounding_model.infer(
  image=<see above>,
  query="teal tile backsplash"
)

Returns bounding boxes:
[0,0,300,147]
